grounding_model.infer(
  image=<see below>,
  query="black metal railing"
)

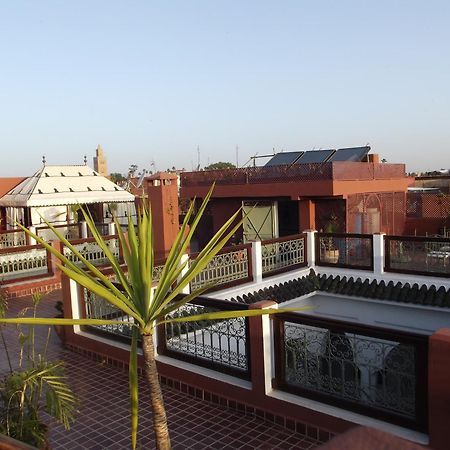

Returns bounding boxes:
[273,312,428,432]
[316,233,373,270]
[385,235,450,278]
[158,295,251,379]
[82,288,251,379]
[83,288,135,341]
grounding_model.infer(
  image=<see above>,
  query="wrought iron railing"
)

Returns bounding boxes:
[261,234,307,277]
[189,244,252,292]
[158,295,251,379]
[0,229,27,249]
[82,289,251,379]
[63,236,120,267]
[0,245,49,281]
[83,287,134,340]
[36,223,81,242]
[385,235,450,278]
[273,313,428,431]
[316,233,373,270]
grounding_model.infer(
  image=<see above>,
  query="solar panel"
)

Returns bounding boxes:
[265,151,304,166]
[295,149,335,164]
[328,146,370,162]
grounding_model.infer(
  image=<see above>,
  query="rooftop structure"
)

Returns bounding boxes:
[1,171,449,450]
[0,164,135,229]
[181,148,413,248]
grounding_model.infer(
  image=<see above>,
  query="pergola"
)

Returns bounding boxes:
[0,164,135,228]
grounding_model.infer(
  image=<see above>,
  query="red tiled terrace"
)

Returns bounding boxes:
[0,290,322,450]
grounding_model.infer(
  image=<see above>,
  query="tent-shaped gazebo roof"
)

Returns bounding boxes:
[0,165,135,207]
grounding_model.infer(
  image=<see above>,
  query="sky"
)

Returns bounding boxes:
[0,1,449,176]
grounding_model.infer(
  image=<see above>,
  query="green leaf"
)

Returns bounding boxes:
[58,265,144,328]
[0,317,134,326]
[159,307,310,325]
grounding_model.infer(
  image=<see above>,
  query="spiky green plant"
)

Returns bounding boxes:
[0,292,77,448]
[0,186,301,449]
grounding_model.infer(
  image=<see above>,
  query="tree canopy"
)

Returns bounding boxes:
[204,162,236,171]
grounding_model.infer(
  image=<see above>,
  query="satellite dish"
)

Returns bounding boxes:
[136,171,146,188]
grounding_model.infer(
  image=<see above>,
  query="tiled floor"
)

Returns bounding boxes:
[1,290,321,449]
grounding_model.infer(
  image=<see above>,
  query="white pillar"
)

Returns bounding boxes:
[108,222,116,236]
[251,240,263,283]
[178,253,190,294]
[28,226,37,245]
[373,233,385,276]
[305,230,317,268]
[263,302,278,394]
[70,279,83,334]
[80,221,88,239]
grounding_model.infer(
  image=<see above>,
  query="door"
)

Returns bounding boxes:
[242,201,278,242]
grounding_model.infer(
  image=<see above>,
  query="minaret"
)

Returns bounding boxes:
[93,144,108,176]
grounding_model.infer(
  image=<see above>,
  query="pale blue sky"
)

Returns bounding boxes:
[1,1,449,176]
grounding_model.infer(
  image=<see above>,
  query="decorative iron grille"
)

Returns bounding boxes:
[316,233,373,270]
[262,235,306,276]
[63,238,120,267]
[274,314,428,431]
[189,246,251,292]
[83,288,134,338]
[385,235,450,277]
[0,247,48,280]
[160,298,250,378]
[0,230,26,248]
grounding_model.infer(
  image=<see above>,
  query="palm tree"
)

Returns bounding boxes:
[0,187,295,449]
[0,292,77,448]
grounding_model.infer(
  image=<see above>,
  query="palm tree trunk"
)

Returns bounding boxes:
[142,334,171,450]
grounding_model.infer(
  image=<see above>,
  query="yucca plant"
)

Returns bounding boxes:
[0,292,77,448]
[0,186,299,449]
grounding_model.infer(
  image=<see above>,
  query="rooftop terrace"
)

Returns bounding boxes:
[0,291,322,450]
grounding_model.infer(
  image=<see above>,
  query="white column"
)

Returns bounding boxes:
[263,302,278,394]
[108,222,116,236]
[373,232,385,276]
[305,230,317,268]
[251,240,263,283]
[80,221,88,239]
[178,253,190,294]
[28,226,37,245]
[70,279,82,334]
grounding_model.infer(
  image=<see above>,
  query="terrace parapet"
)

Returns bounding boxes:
[180,162,412,199]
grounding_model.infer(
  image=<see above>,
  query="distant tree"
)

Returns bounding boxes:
[110,173,126,184]
[204,162,236,171]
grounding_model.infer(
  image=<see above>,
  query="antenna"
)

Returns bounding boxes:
[236,145,239,167]
[42,155,46,165]
[137,170,146,188]
[197,145,200,170]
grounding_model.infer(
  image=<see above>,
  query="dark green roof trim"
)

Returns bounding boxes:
[226,269,450,308]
